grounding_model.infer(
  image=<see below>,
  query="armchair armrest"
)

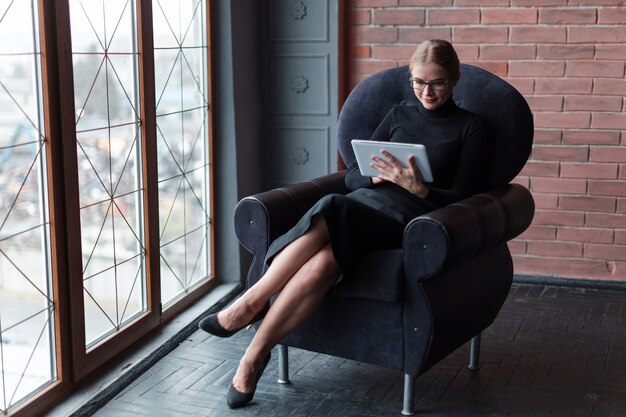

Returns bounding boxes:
[403,183,535,280]
[234,171,349,285]
[402,184,534,375]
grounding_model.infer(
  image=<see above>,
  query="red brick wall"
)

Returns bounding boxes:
[346,0,626,282]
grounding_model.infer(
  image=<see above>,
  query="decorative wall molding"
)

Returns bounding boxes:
[289,0,307,20]
[270,0,328,42]
[271,53,329,115]
[291,147,310,165]
[271,126,330,184]
[290,75,309,94]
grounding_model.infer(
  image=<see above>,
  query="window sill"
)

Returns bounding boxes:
[46,283,241,417]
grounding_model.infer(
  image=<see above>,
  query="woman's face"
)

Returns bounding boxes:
[410,62,455,111]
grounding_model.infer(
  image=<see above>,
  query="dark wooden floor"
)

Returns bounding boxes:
[92,284,626,416]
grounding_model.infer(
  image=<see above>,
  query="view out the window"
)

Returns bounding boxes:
[153,1,212,308]
[0,1,212,415]
[69,0,148,347]
[0,0,56,413]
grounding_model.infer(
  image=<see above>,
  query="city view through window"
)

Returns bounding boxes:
[0,1,212,414]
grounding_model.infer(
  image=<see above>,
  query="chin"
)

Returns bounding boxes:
[421,100,441,110]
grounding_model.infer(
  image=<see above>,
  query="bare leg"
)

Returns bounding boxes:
[232,242,339,393]
[217,216,332,331]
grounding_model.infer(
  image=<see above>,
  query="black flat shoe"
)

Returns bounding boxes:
[198,306,268,338]
[227,352,271,409]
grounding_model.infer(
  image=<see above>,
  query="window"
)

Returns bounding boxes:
[0,1,56,411]
[70,0,148,348]
[153,1,212,308]
[0,1,214,415]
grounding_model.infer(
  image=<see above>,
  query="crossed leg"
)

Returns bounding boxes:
[216,216,340,393]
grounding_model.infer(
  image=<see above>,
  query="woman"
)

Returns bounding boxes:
[199,39,488,409]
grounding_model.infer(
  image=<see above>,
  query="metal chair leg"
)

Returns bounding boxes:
[277,344,290,384]
[401,373,415,415]
[469,333,481,370]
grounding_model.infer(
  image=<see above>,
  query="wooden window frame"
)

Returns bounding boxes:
[5,1,216,415]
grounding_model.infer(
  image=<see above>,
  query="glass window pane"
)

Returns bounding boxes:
[69,0,147,347]
[0,0,56,412]
[153,0,212,308]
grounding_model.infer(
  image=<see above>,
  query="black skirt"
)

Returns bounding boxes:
[263,183,435,283]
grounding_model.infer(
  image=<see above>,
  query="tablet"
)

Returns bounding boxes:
[351,139,433,183]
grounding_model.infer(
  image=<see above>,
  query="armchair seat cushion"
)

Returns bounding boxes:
[331,249,404,302]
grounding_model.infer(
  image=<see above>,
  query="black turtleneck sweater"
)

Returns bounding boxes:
[345,99,488,212]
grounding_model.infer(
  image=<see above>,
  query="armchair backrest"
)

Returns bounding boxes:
[337,64,533,189]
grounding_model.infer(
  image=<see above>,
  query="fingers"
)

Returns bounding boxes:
[371,150,400,170]
[380,150,399,166]
[407,155,423,182]
[368,151,427,196]
[369,158,385,175]
[370,153,391,174]
[370,150,406,181]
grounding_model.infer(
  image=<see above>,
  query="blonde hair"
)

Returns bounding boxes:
[409,39,460,81]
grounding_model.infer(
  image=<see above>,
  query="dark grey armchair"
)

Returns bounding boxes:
[233,64,535,415]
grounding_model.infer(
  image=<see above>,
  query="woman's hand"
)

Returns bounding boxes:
[370,150,429,198]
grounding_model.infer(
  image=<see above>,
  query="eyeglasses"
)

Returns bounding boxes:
[409,78,449,91]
